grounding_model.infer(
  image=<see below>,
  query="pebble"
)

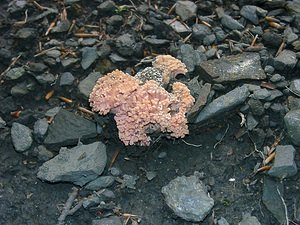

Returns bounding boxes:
[34,72,56,85]
[33,145,54,162]
[270,73,283,82]
[109,167,122,176]
[109,53,127,63]
[120,174,139,189]
[273,50,298,71]
[78,72,102,99]
[203,34,216,45]
[11,122,33,152]
[116,33,136,57]
[195,85,250,123]
[45,49,61,58]
[27,62,48,73]
[81,47,98,70]
[175,1,197,21]
[268,145,297,178]
[85,176,115,190]
[218,217,230,225]
[107,15,123,26]
[158,151,167,158]
[161,175,214,222]
[80,38,97,46]
[37,142,107,186]
[15,28,37,39]
[51,20,71,33]
[0,116,6,128]
[221,14,244,30]
[262,31,282,48]
[61,58,79,68]
[59,72,75,86]
[92,216,122,225]
[284,109,300,145]
[4,67,26,80]
[238,213,261,225]
[192,24,212,42]
[33,118,49,143]
[164,19,191,33]
[11,81,30,96]
[240,5,259,25]
[264,65,275,74]
[97,0,116,15]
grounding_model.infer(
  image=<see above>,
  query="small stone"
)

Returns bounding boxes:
[214,27,226,42]
[37,142,107,186]
[175,1,197,21]
[61,58,79,68]
[81,47,98,70]
[270,74,283,83]
[80,38,97,46]
[78,72,102,99]
[33,118,49,143]
[0,116,6,128]
[97,0,116,15]
[92,216,122,225]
[11,122,33,152]
[289,79,300,95]
[121,174,138,189]
[116,33,136,57]
[247,113,258,130]
[238,213,261,225]
[11,81,30,96]
[35,72,56,85]
[109,167,122,176]
[274,50,297,71]
[218,217,230,225]
[164,19,192,33]
[33,145,54,162]
[240,5,259,25]
[15,28,36,39]
[144,36,169,45]
[284,109,300,145]
[27,62,48,73]
[158,151,167,158]
[192,24,212,42]
[264,65,275,74]
[109,53,127,63]
[250,26,263,36]
[59,72,75,86]
[288,96,300,110]
[268,145,297,178]
[161,175,214,222]
[203,34,216,45]
[107,15,123,26]
[45,49,61,58]
[146,171,157,181]
[85,176,115,190]
[51,20,71,33]
[262,31,282,48]
[4,67,26,80]
[221,14,244,30]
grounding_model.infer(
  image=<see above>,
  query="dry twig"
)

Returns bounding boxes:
[0,54,22,81]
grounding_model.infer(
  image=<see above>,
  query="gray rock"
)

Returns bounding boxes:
[8,0,27,13]
[164,19,191,33]
[248,98,264,116]
[97,0,116,14]
[11,81,31,96]
[221,14,244,30]
[61,57,79,68]
[37,142,107,186]
[78,72,102,99]
[270,73,283,83]
[238,213,261,225]
[81,47,98,70]
[116,34,136,56]
[262,176,286,224]
[264,65,275,74]
[144,36,170,45]
[11,122,33,152]
[106,15,123,26]
[196,53,266,83]
[4,67,26,80]
[288,96,300,110]
[162,175,214,222]
[273,50,297,71]
[240,5,259,25]
[175,1,197,21]
[290,79,300,96]
[92,216,122,225]
[59,72,75,86]
[80,38,97,46]
[15,28,36,39]
[109,53,127,63]
[33,145,54,162]
[85,176,115,190]
[284,109,300,145]
[246,113,258,130]
[192,24,212,42]
[51,20,71,33]
[35,72,56,85]
[44,109,97,146]
[251,88,283,101]
[177,44,206,73]
[146,171,157,181]
[195,85,250,123]
[268,145,297,178]
[109,167,122,176]
[203,34,216,45]
[27,62,48,73]
[33,118,49,143]
[120,174,139,189]
[45,107,61,117]
[262,31,282,48]
[0,116,6,128]
[218,217,230,225]
[46,49,61,58]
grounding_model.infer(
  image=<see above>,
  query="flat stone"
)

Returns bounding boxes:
[221,14,244,30]
[4,67,26,80]
[33,118,49,143]
[0,116,6,128]
[51,20,71,33]
[37,142,107,186]
[284,109,300,145]
[290,79,300,95]
[35,72,56,85]
[61,57,79,68]
[144,36,170,45]
[85,176,115,190]
[27,62,48,73]
[251,88,283,101]
[15,28,37,39]
[162,175,214,222]
[238,213,261,225]
[175,1,197,21]
[44,109,97,146]
[164,19,192,33]
[33,145,54,162]
[195,85,250,123]
[274,50,297,71]
[196,52,266,83]
[262,176,286,224]
[59,72,75,86]
[92,216,122,225]
[81,47,98,70]
[268,145,297,178]
[78,72,102,99]
[11,122,33,152]
[192,24,212,42]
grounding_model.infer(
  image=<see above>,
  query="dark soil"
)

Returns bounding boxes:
[0,0,300,225]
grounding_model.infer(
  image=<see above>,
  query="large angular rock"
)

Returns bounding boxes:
[161,175,214,222]
[44,109,97,146]
[37,142,107,186]
[11,122,33,152]
[284,109,300,145]
[196,52,266,83]
[195,85,250,123]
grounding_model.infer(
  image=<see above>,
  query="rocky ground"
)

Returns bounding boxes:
[0,0,300,225]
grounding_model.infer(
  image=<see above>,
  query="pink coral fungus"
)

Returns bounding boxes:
[89,56,194,146]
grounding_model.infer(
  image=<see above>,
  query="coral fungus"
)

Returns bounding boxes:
[89,55,194,146]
